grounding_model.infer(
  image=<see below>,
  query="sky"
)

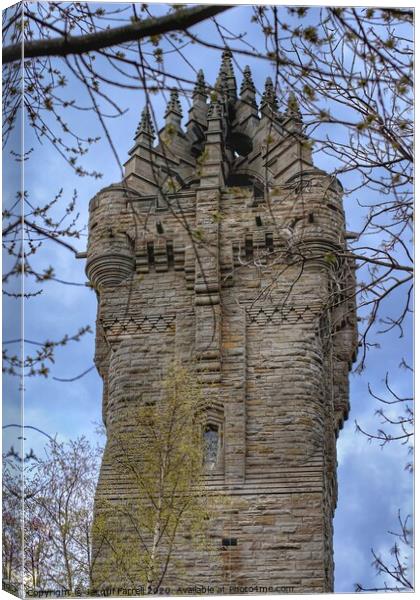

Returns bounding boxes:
[2,0,414,595]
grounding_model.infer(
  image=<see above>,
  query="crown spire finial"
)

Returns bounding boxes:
[217,47,237,101]
[260,77,279,115]
[135,105,155,140]
[220,48,235,78]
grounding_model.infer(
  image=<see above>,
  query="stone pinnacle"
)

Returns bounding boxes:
[207,98,223,119]
[193,69,207,98]
[260,77,279,113]
[240,66,256,95]
[135,105,155,139]
[164,88,183,119]
[287,91,302,120]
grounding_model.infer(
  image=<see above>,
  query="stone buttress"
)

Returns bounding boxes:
[86,53,358,593]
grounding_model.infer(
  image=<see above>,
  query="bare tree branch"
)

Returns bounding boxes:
[2,5,232,64]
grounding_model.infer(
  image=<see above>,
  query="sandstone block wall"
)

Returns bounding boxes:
[87,179,357,592]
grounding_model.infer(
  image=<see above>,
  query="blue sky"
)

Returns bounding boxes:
[2,1,413,594]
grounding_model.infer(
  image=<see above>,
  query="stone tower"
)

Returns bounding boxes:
[86,52,358,593]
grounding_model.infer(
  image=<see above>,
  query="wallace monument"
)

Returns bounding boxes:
[85,51,358,593]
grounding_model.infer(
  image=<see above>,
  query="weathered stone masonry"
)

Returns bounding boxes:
[86,52,358,592]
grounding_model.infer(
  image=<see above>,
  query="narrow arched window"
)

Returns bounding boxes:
[204,424,219,470]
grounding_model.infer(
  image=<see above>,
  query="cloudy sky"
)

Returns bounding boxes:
[2,1,413,594]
